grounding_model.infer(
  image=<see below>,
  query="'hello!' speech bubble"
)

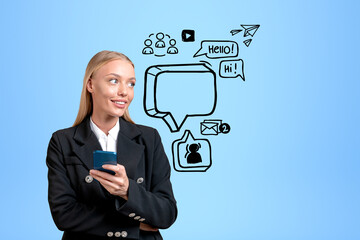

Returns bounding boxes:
[144,63,217,132]
[193,40,239,59]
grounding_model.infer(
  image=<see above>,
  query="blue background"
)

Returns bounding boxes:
[1,0,359,239]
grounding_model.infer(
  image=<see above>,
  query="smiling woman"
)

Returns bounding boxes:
[86,59,136,132]
[46,50,177,240]
[73,51,135,127]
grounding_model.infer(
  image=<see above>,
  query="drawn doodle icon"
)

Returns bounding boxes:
[167,39,178,54]
[186,143,202,163]
[142,32,178,57]
[219,123,230,134]
[194,40,239,59]
[172,130,212,172]
[144,63,217,132]
[155,32,166,48]
[243,39,252,47]
[200,119,231,135]
[142,39,154,54]
[230,25,260,47]
[241,24,260,37]
[182,29,195,42]
[230,29,243,36]
[219,59,245,81]
[201,119,221,135]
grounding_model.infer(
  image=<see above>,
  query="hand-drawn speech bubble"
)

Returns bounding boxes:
[144,63,217,132]
[172,130,212,172]
[219,59,245,81]
[193,40,239,59]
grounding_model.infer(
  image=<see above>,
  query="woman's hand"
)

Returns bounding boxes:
[90,164,129,200]
[90,165,159,232]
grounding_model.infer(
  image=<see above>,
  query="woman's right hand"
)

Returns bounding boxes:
[89,164,129,200]
[140,223,158,232]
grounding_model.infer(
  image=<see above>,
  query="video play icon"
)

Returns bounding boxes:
[182,29,195,42]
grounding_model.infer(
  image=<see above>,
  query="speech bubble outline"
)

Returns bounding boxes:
[193,40,239,59]
[172,130,212,172]
[144,63,217,132]
[219,59,245,81]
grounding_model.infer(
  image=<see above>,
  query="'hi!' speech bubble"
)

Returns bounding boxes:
[193,40,239,59]
[219,59,245,81]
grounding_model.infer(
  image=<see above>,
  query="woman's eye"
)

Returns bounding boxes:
[128,82,135,87]
[109,79,118,84]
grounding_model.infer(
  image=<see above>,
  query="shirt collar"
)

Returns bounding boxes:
[90,117,120,141]
[108,119,120,141]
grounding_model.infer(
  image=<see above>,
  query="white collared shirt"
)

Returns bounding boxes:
[90,117,120,152]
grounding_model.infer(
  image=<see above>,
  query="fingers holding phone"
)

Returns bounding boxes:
[90,150,129,199]
[90,164,129,199]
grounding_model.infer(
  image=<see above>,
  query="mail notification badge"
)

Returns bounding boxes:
[200,119,230,135]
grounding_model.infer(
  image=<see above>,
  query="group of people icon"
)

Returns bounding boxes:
[142,32,178,56]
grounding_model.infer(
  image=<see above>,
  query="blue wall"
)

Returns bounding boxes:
[0,0,359,239]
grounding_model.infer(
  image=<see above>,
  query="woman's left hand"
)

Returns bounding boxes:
[90,164,129,200]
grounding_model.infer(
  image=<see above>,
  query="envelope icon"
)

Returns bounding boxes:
[200,120,222,135]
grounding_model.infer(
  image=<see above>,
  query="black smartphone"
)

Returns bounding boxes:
[93,150,117,175]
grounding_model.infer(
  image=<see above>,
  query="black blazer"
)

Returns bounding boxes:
[46,117,177,240]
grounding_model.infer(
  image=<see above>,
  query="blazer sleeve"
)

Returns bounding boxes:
[46,132,137,237]
[115,128,178,229]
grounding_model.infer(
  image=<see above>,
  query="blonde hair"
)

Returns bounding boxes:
[73,50,135,126]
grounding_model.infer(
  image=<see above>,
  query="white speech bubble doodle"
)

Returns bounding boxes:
[144,63,217,132]
[219,59,245,81]
[193,40,239,59]
[172,130,212,172]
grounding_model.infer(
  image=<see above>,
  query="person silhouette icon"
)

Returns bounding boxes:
[155,32,166,48]
[186,143,202,164]
[142,39,154,54]
[167,39,178,54]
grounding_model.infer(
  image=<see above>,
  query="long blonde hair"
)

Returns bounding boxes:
[73,50,135,126]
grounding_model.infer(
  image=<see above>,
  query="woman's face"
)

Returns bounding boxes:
[87,59,135,120]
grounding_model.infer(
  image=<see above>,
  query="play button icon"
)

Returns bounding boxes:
[182,30,195,42]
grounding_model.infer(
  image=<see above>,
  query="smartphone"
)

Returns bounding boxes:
[93,150,117,175]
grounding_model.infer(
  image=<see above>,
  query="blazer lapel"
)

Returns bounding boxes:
[117,118,145,179]
[72,116,145,179]
[73,117,102,170]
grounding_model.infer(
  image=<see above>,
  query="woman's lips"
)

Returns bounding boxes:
[111,100,127,108]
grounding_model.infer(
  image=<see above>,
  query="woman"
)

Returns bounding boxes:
[46,51,177,240]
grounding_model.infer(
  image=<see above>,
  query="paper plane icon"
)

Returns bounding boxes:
[241,24,260,37]
[243,39,252,47]
[230,29,243,36]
